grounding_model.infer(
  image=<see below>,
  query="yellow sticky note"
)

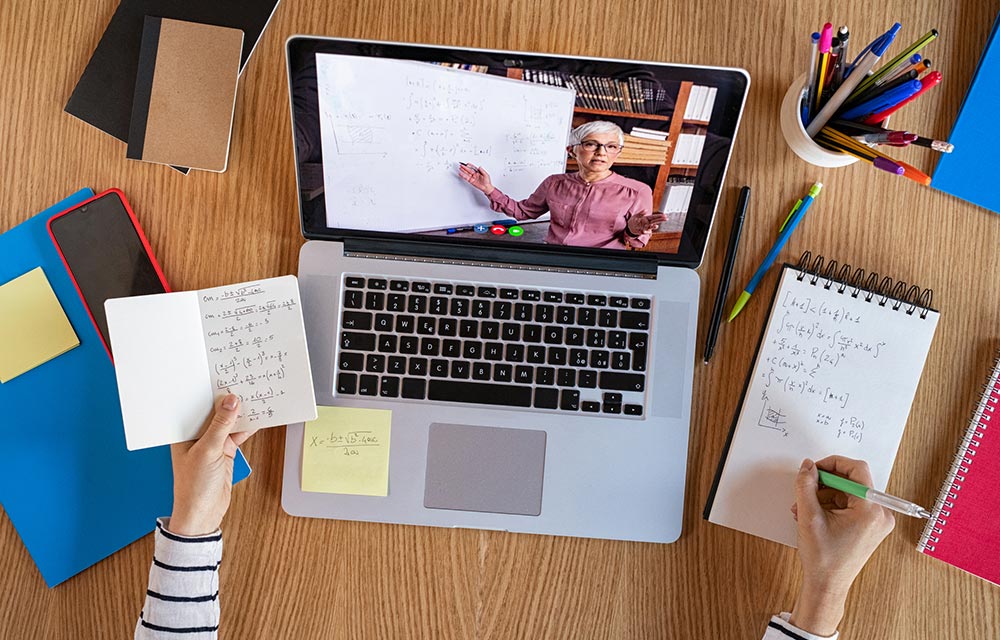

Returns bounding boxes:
[0,267,80,383]
[302,406,392,496]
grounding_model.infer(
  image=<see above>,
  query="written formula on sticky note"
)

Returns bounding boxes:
[302,407,392,496]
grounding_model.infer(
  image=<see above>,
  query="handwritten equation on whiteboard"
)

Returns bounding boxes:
[199,276,316,428]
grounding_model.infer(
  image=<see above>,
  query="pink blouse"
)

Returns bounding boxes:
[487,172,654,249]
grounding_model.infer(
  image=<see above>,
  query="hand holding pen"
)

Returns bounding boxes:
[459,162,495,195]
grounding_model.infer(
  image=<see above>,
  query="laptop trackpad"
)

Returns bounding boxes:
[424,423,545,517]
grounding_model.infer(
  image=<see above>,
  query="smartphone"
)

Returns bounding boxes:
[48,189,169,358]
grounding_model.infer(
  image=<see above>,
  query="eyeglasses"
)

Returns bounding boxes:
[578,140,622,153]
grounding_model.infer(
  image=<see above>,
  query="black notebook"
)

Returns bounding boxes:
[65,0,280,156]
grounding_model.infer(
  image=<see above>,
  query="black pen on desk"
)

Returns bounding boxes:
[703,185,750,364]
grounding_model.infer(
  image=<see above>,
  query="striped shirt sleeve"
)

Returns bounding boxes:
[762,613,839,640]
[134,518,223,639]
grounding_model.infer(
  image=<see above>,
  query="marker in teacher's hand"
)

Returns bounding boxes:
[817,469,931,519]
[459,162,481,174]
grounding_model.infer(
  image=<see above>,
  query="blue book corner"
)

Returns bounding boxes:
[932,13,1000,214]
[0,190,251,587]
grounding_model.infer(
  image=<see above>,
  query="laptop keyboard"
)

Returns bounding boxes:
[335,275,651,417]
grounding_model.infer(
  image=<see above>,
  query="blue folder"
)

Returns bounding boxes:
[0,190,251,587]
[932,13,1000,213]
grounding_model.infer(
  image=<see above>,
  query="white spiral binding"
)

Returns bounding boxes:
[917,354,1000,553]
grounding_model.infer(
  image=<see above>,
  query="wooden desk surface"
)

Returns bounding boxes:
[2,0,999,637]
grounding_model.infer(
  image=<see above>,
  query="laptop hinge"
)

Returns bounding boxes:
[342,238,659,279]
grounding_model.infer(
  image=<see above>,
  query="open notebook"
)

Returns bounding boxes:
[705,253,940,546]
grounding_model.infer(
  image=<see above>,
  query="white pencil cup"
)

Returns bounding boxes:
[780,73,858,168]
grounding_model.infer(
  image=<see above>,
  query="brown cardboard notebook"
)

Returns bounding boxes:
[127,17,243,172]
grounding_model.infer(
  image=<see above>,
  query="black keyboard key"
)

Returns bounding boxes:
[543,291,563,303]
[400,336,419,355]
[429,380,531,407]
[599,372,645,392]
[459,320,478,338]
[408,357,427,375]
[390,280,409,291]
[536,367,555,386]
[515,365,533,383]
[368,278,387,290]
[570,349,588,367]
[527,345,546,364]
[624,404,643,416]
[340,352,364,371]
[337,372,357,394]
[434,283,453,295]
[577,308,596,326]
[481,322,500,340]
[374,313,393,332]
[565,327,584,346]
[472,362,491,380]
[365,292,385,310]
[380,376,400,397]
[598,309,618,328]
[412,282,431,293]
[377,335,397,353]
[366,354,385,373]
[632,350,647,372]
[630,298,651,310]
[346,276,364,288]
[548,347,567,366]
[344,290,363,309]
[582,401,600,412]
[342,311,372,331]
[612,351,631,370]
[456,285,475,296]
[602,403,622,414]
[450,298,469,317]
[417,317,436,335]
[586,329,606,348]
[505,343,524,362]
[523,324,542,343]
[514,303,532,322]
[608,330,627,349]
[358,375,378,396]
[521,290,541,301]
[442,339,461,358]
[534,387,558,409]
[492,301,512,320]
[463,341,483,360]
[387,294,406,312]
[484,342,503,360]
[420,338,440,356]
[396,315,415,333]
[587,295,607,306]
[560,389,580,411]
[544,326,563,344]
[557,368,576,387]
[408,295,428,314]
[451,361,470,379]
[556,306,575,324]
[493,363,512,382]
[402,378,426,399]
[438,318,457,337]
[341,332,375,351]
[478,286,497,298]
[629,332,649,372]
[387,356,406,374]
[578,370,597,388]
[620,311,650,330]
[610,296,629,308]
[501,323,521,341]
[603,392,623,403]
[590,350,609,369]
[430,359,449,377]
[472,300,491,318]
[500,288,519,299]
[430,297,448,315]
[534,304,554,323]
[566,293,585,304]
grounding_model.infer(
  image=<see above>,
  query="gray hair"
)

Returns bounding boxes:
[568,120,624,147]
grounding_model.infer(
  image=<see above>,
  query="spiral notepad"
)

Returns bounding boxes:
[918,355,1000,586]
[705,252,940,547]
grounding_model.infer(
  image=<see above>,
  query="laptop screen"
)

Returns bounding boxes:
[287,37,749,267]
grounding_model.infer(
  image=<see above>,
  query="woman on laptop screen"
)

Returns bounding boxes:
[459,121,666,250]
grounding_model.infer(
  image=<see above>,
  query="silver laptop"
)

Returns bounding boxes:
[281,36,749,543]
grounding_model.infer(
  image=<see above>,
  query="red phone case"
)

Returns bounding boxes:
[47,188,171,362]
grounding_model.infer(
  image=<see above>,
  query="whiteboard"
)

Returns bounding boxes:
[315,54,576,232]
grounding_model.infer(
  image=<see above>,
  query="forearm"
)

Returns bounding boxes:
[135,518,223,639]
[789,583,849,637]
[487,187,545,220]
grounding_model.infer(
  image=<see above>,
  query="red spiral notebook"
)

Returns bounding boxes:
[918,354,1000,586]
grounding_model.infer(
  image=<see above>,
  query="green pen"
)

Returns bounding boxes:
[817,469,931,519]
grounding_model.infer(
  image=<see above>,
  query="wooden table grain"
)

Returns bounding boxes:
[2,0,999,637]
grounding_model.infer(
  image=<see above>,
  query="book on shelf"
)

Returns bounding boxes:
[672,133,706,165]
[683,85,718,121]
[520,71,668,114]
[629,126,668,141]
[623,134,670,151]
